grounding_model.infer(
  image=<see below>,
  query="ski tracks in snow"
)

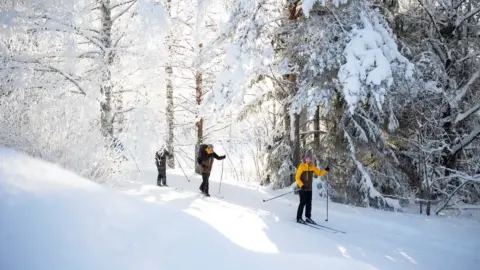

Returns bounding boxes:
[118,171,480,270]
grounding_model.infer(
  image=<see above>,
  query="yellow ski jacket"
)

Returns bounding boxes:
[295,162,327,191]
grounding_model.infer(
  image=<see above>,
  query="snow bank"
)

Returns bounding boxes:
[0,148,376,270]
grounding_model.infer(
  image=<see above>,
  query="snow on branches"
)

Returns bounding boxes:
[339,12,414,115]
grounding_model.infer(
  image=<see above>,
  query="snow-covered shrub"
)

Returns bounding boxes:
[0,90,128,185]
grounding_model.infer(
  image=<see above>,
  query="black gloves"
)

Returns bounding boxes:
[325,166,330,172]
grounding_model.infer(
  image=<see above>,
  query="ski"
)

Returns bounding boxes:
[198,192,224,199]
[158,186,179,191]
[308,223,346,234]
[291,219,346,234]
[291,220,333,233]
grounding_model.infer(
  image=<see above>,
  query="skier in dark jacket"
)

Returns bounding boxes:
[295,152,329,224]
[155,146,172,187]
[197,144,225,196]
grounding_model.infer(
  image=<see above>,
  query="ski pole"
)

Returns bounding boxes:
[174,152,191,182]
[325,171,329,222]
[218,160,224,195]
[263,190,294,202]
[131,155,141,172]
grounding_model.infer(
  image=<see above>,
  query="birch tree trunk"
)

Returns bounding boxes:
[100,0,114,139]
[196,43,203,145]
[194,43,204,174]
[165,0,175,168]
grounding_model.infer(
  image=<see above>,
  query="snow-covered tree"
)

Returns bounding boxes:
[388,0,480,214]
[0,0,168,183]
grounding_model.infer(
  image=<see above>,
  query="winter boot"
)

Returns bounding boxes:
[305,217,316,224]
[204,193,211,197]
[297,218,306,224]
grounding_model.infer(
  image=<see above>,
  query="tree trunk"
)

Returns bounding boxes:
[100,0,114,139]
[273,100,276,127]
[165,0,175,168]
[284,101,293,185]
[314,105,320,151]
[196,43,203,144]
[425,188,431,216]
[288,1,301,171]
[293,112,300,166]
[195,43,203,174]
[422,151,431,216]
[288,74,300,168]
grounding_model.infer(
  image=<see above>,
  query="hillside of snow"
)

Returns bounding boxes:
[1,148,479,270]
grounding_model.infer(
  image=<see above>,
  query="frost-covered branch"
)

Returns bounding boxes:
[43,64,87,96]
[10,56,87,95]
[33,14,105,50]
[458,51,480,63]
[416,0,444,41]
[453,0,469,10]
[435,170,480,215]
[449,126,480,155]
[112,0,137,22]
[452,70,480,104]
[455,7,480,28]
[111,0,137,10]
[300,130,327,136]
[454,103,480,124]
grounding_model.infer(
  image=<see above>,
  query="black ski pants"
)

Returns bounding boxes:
[297,190,312,220]
[199,173,210,194]
[157,166,167,186]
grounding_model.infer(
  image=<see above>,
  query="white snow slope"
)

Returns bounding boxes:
[1,148,479,270]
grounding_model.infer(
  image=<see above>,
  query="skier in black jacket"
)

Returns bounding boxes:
[155,146,172,187]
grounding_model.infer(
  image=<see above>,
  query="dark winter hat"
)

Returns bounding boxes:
[207,144,213,149]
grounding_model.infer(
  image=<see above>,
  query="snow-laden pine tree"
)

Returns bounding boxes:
[272,0,415,209]
[205,0,421,210]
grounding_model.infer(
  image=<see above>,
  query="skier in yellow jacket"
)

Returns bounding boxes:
[295,152,329,224]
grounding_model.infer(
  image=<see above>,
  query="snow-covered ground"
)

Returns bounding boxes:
[1,148,479,270]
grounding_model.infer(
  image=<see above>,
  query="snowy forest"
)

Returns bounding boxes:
[1,0,479,216]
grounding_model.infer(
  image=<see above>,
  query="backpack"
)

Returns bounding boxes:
[198,144,208,161]
[195,144,209,175]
